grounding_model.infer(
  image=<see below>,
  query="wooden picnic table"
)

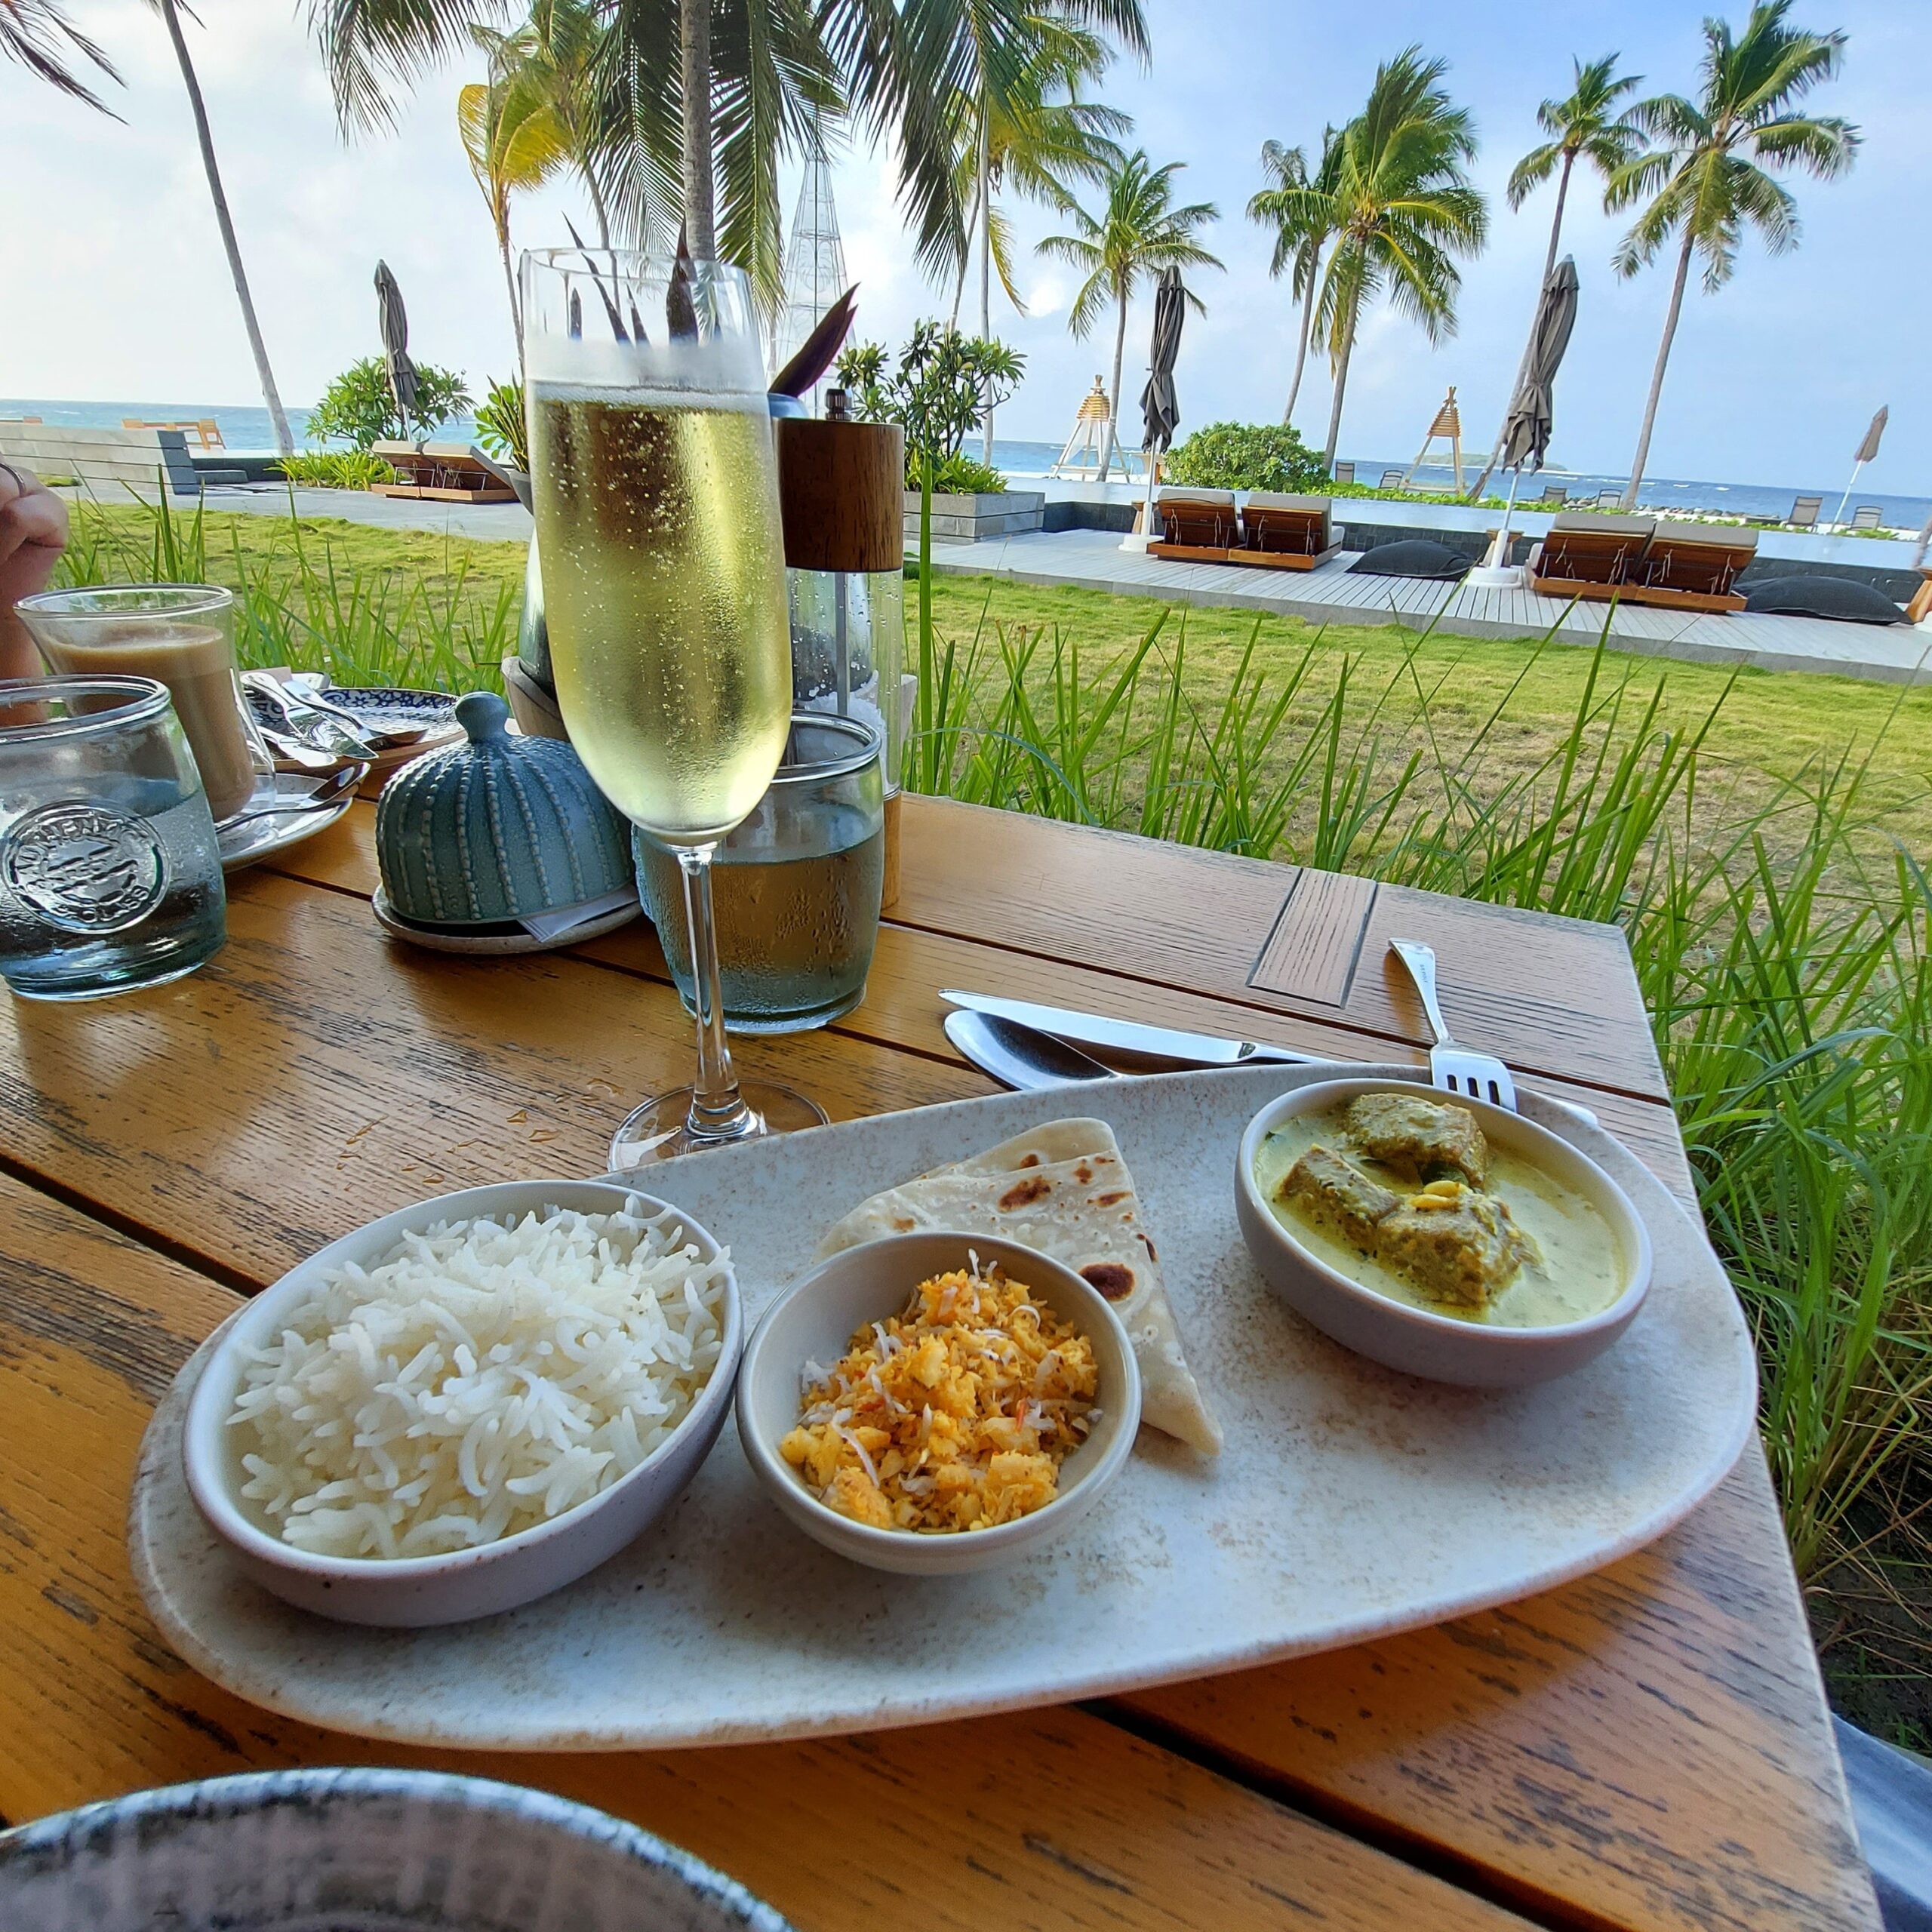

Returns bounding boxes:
[0,793,1880,1932]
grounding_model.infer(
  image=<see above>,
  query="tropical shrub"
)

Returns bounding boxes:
[927,451,1007,496]
[306,357,473,450]
[475,377,529,473]
[1164,420,1327,494]
[275,450,399,490]
[835,324,1024,489]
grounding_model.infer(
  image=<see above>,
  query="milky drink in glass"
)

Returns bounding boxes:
[17,588,260,820]
[529,357,791,843]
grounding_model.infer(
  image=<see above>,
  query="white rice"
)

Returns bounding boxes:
[227,1198,729,1561]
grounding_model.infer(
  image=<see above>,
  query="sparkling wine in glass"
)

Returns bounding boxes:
[521,245,827,1165]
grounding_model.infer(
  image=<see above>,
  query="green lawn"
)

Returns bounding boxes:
[67,500,1930,860]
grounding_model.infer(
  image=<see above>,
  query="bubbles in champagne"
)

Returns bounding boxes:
[530,384,792,841]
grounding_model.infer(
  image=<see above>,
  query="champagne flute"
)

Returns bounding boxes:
[521,245,827,1165]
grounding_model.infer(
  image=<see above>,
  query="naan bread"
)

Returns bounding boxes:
[816,1118,1223,1455]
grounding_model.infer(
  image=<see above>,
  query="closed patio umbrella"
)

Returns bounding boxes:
[1124,266,1186,554]
[1469,255,1579,586]
[375,260,419,436]
[1835,405,1887,528]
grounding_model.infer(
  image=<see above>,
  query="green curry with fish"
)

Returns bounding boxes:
[1252,1093,1624,1329]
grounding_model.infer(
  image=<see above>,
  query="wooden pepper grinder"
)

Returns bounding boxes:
[774,393,908,909]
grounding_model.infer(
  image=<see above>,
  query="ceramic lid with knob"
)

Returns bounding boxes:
[375,690,632,926]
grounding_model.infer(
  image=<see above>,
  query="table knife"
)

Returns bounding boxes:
[938,991,1318,1066]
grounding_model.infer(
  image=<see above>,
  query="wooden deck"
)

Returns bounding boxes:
[926,528,1932,685]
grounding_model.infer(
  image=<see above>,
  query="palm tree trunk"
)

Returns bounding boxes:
[1099,288,1128,482]
[158,0,293,456]
[681,0,715,257]
[583,167,613,249]
[1322,303,1357,471]
[497,219,524,371]
[1283,265,1318,426]
[1622,225,1694,512]
[1467,151,1574,501]
[950,180,979,329]
[977,102,994,463]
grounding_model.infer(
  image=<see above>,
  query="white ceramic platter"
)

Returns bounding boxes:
[129,1064,1757,1752]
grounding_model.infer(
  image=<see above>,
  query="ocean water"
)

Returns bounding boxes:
[9,402,1926,529]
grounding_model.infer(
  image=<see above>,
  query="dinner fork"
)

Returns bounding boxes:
[1388,939,1518,1112]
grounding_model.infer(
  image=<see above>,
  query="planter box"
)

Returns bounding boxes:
[903,490,1044,543]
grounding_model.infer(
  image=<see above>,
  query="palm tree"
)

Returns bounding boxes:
[1465,54,1644,500]
[497,0,623,244]
[1246,127,1340,429]
[311,1,842,311]
[12,0,297,454]
[1607,2,1857,509]
[944,20,1128,325]
[1038,149,1220,480]
[2,0,118,109]
[1294,47,1487,471]
[459,37,571,358]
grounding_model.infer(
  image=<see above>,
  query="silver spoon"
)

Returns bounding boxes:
[217,764,362,833]
[944,1010,1118,1090]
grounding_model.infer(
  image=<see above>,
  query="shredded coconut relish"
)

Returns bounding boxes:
[780,1260,1100,1533]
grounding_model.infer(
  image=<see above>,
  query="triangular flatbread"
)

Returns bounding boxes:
[816,1118,1223,1455]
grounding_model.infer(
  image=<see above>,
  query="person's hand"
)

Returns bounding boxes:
[0,461,67,681]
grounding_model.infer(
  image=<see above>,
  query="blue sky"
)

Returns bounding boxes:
[4,1,1921,489]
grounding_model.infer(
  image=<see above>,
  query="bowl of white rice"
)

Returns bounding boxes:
[182,1180,739,1626]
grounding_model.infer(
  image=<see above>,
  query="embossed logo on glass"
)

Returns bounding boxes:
[2,802,168,934]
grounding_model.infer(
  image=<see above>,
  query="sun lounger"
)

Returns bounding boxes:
[1149,488,1238,561]
[124,417,225,451]
[1639,526,1756,610]
[1531,513,1754,614]
[1331,462,1355,485]
[1594,488,1625,509]
[1530,511,1655,588]
[1751,493,1824,530]
[1236,493,1345,570]
[1534,483,1567,508]
[370,441,519,503]
[1378,469,1407,491]
[1849,504,1884,531]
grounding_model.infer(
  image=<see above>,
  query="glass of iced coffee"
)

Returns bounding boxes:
[14,586,269,823]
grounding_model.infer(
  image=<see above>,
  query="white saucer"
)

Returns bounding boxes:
[217,770,362,873]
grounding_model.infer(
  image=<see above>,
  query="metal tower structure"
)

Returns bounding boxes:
[774,128,848,407]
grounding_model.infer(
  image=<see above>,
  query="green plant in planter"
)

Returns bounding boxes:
[1164,420,1327,493]
[306,356,473,450]
[927,451,1007,495]
[836,324,1024,491]
[475,376,529,472]
[275,450,401,489]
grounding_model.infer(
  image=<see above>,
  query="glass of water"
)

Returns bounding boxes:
[630,713,884,1041]
[0,676,227,1000]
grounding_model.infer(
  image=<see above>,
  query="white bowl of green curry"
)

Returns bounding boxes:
[1235,1078,1651,1386]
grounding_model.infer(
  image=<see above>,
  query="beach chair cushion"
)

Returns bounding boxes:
[1352,539,1469,581]
[1154,488,1237,546]
[1240,494,1333,556]
[1537,512,1655,583]
[1642,525,1758,595]
[1742,575,1906,626]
